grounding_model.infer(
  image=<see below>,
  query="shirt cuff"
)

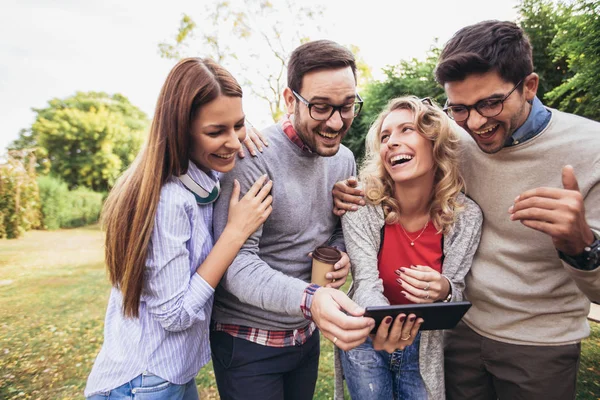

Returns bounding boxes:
[184,273,216,317]
[300,283,320,321]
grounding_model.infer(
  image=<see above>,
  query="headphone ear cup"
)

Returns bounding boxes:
[178,173,221,205]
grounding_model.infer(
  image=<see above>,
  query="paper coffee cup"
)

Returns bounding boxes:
[311,246,342,286]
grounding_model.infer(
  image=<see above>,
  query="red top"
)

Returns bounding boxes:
[377,222,443,305]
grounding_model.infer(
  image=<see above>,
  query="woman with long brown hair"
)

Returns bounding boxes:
[85,58,272,399]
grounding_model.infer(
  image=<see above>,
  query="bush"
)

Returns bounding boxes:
[37,176,103,230]
[0,153,41,239]
[61,187,103,228]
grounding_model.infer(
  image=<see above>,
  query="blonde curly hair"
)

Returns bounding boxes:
[359,96,464,234]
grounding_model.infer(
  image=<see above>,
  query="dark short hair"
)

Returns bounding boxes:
[287,40,357,93]
[435,20,533,86]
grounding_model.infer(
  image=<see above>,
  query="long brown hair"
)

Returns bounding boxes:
[102,58,242,318]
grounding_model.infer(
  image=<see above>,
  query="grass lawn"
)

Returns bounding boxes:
[0,226,598,399]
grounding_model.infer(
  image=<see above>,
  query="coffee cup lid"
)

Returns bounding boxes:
[312,246,342,264]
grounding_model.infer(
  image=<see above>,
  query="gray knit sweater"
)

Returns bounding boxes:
[335,193,483,400]
[212,121,356,330]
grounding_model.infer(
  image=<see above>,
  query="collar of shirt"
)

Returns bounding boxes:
[281,114,313,153]
[505,96,552,147]
[187,161,221,189]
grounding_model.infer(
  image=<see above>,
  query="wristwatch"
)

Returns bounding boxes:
[558,237,600,271]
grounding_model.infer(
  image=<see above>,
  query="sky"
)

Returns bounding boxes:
[0,0,521,152]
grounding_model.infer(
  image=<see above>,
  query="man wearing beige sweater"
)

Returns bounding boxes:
[334,20,599,400]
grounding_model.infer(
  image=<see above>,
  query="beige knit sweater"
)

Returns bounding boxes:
[459,108,600,346]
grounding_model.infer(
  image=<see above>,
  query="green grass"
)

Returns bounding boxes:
[0,227,598,399]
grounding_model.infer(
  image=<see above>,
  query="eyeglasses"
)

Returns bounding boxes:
[443,79,523,122]
[420,97,434,106]
[292,90,363,121]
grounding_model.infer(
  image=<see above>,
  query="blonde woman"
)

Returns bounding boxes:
[335,96,482,399]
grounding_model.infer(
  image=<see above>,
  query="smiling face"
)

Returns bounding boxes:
[379,108,435,186]
[284,67,356,157]
[189,95,246,173]
[444,71,537,154]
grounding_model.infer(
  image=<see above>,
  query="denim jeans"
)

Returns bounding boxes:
[87,373,199,400]
[340,333,427,400]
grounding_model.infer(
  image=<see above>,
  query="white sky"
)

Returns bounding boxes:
[0,0,520,152]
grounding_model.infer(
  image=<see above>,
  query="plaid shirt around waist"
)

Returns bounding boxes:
[212,283,320,347]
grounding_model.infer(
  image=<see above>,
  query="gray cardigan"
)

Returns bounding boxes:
[335,193,483,400]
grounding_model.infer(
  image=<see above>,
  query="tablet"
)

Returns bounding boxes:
[364,301,471,334]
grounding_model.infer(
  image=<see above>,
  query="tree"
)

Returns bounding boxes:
[343,46,445,161]
[158,0,325,122]
[517,0,573,102]
[545,0,600,121]
[12,92,149,192]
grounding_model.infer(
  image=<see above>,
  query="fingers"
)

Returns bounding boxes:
[250,126,269,148]
[514,187,565,202]
[408,316,424,340]
[237,147,246,158]
[326,260,349,288]
[509,196,558,216]
[396,265,434,281]
[327,325,373,351]
[327,265,349,281]
[329,289,365,317]
[255,179,273,202]
[312,288,373,351]
[562,165,579,192]
[400,286,431,304]
[247,129,262,153]
[332,178,365,213]
[372,315,395,350]
[244,174,269,198]
[228,179,241,207]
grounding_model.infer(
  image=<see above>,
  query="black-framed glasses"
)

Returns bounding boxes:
[421,97,434,106]
[292,90,363,121]
[443,79,523,122]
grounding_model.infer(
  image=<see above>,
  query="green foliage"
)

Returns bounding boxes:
[0,151,41,239]
[517,0,600,122]
[37,175,103,230]
[517,0,573,101]
[11,91,148,192]
[545,0,600,121]
[343,47,445,161]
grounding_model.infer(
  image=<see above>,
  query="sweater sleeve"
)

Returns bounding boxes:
[212,154,309,317]
[341,203,389,308]
[443,194,483,302]
[561,176,600,302]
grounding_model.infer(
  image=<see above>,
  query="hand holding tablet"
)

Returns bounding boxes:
[364,301,472,334]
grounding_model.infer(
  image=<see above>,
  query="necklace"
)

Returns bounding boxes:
[399,220,429,246]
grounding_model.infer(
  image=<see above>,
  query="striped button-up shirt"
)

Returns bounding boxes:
[85,163,219,396]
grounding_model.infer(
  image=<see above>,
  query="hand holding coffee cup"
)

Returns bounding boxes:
[311,246,343,287]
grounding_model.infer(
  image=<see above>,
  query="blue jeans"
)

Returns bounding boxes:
[87,373,199,400]
[340,333,427,400]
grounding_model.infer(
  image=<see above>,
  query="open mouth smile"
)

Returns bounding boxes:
[390,154,414,167]
[473,124,499,139]
[318,131,339,139]
[212,152,236,160]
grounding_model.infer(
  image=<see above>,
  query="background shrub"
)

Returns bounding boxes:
[37,175,102,230]
[0,152,41,239]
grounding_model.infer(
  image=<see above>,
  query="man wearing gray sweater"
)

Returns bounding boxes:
[210,40,374,399]
[334,21,599,400]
